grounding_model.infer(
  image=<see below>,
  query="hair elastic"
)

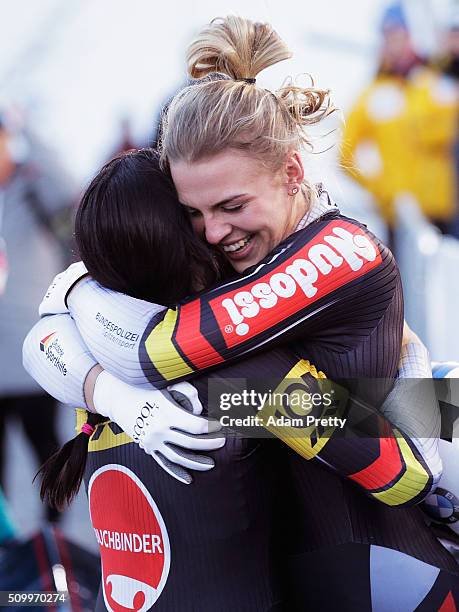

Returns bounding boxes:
[81,423,95,437]
[238,78,256,84]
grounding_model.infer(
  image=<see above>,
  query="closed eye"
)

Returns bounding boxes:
[184,207,201,217]
[222,203,244,212]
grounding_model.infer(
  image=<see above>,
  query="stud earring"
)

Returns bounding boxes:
[289,186,299,196]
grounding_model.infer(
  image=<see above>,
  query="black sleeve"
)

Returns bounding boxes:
[139,212,398,387]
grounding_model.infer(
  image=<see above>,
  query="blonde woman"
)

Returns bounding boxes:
[25,16,459,611]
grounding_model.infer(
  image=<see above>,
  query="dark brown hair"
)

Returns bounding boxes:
[38,148,224,510]
[76,147,221,303]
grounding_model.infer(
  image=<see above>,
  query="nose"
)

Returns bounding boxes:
[204,215,232,245]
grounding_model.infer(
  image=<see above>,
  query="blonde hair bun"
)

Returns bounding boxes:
[187,15,292,80]
[161,16,335,169]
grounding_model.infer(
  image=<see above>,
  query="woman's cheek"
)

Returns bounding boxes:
[236,211,262,234]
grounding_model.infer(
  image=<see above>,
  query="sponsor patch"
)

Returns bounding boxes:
[423,487,459,524]
[89,465,171,611]
[95,312,140,350]
[210,221,382,347]
[40,332,56,352]
[39,332,67,376]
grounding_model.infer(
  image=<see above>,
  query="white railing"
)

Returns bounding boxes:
[396,198,459,361]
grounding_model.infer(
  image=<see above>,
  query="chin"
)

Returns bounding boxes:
[231,261,248,273]
[234,255,258,273]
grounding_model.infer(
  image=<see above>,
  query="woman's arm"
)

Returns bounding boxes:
[23,313,439,504]
[185,340,440,507]
[65,215,392,387]
[378,328,442,498]
[22,314,226,484]
[22,313,98,406]
[261,355,439,508]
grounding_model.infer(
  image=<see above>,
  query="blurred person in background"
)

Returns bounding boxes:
[0,488,16,546]
[0,124,16,551]
[436,12,459,238]
[437,12,459,81]
[0,111,75,523]
[0,121,8,297]
[341,2,459,250]
[108,117,137,159]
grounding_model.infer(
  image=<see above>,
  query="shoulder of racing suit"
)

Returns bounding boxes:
[139,210,399,387]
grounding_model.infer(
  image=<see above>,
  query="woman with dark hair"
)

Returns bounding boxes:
[24,16,459,612]
[74,149,223,303]
[31,148,288,610]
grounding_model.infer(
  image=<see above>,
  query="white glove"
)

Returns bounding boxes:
[93,371,225,484]
[39,261,88,317]
[168,381,203,415]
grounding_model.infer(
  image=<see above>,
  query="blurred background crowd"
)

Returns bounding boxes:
[1,0,459,600]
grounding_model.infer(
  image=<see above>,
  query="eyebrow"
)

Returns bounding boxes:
[183,194,250,210]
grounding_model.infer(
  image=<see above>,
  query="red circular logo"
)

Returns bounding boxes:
[88,465,171,611]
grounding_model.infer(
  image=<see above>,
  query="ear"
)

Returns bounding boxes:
[283,151,304,187]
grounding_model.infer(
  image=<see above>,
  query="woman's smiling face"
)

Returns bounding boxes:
[170,149,306,273]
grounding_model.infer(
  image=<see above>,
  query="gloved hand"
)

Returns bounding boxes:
[168,381,203,415]
[93,371,225,484]
[39,261,88,317]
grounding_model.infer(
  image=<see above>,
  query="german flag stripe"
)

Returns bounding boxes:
[348,421,404,490]
[174,300,224,370]
[143,309,194,381]
[370,436,431,506]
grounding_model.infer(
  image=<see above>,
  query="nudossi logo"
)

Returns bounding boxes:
[210,221,381,347]
[89,465,170,612]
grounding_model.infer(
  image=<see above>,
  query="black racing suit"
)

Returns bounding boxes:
[77,211,458,611]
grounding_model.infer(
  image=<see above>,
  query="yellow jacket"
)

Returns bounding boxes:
[341,68,459,224]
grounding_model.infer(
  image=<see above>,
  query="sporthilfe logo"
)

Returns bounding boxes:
[210,221,381,346]
[89,465,171,612]
[39,332,68,376]
[40,332,56,352]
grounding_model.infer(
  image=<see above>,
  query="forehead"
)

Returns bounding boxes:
[170,150,263,209]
